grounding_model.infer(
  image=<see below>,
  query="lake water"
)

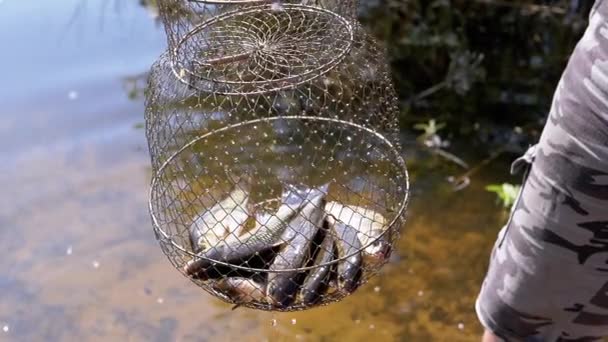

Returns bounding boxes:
[0,1,511,340]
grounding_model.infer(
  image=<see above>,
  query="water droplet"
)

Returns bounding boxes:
[2,325,8,333]
[417,290,424,297]
[157,297,164,304]
[271,319,277,327]
[68,91,79,100]
[66,246,73,256]
[369,324,375,330]
[457,323,464,330]
[291,318,296,325]
[374,286,381,293]
[354,319,361,324]
[92,260,100,269]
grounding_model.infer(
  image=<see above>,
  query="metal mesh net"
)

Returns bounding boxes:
[146,24,401,169]
[146,10,409,311]
[172,5,355,95]
[158,0,359,57]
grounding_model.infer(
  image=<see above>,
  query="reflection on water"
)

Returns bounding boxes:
[1,0,509,340]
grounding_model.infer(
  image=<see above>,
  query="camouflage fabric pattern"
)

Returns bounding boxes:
[476,1,608,341]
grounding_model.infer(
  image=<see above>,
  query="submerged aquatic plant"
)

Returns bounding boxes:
[361,0,594,150]
[413,119,448,148]
[486,183,521,209]
[414,119,446,137]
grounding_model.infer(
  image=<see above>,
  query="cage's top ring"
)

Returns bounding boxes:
[187,0,271,4]
[149,116,409,273]
[171,4,354,95]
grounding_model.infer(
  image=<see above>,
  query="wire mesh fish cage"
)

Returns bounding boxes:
[158,0,359,58]
[164,4,355,95]
[145,15,409,310]
[149,115,409,311]
[145,27,400,171]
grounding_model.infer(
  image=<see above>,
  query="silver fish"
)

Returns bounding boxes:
[328,215,362,293]
[189,176,251,253]
[221,210,270,246]
[300,227,335,305]
[325,201,390,260]
[184,183,314,276]
[267,184,329,307]
[215,277,268,304]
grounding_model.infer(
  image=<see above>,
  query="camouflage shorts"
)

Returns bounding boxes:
[476,1,608,341]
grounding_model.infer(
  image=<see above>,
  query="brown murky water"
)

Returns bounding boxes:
[0,1,513,341]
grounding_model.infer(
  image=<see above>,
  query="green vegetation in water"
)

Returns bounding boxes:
[413,119,446,138]
[134,0,596,155]
[485,183,521,209]
[360,0,594,152]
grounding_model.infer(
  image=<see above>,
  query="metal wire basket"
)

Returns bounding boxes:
[145,26,400,172]
[145,20,408,310]
[168,4,355,95]
[158,0,359,56]
[149,115,409,311]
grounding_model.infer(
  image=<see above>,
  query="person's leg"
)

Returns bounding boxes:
[476,1,608,341]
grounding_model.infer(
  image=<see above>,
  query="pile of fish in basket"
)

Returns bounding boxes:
[184,177,394,308]
[146,0,409,311]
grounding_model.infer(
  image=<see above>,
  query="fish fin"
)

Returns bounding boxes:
[255,211,271,224]
[317,182,331,195]
[235,174,252,192]
[282,182,296,192]
[282,183,302,198]
[271,240,287,248]
[325,213,338,226]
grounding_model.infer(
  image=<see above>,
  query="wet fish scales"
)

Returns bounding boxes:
[216,277,268,304]
[300,228,335,305]
[267,184,329,308]
[184,184,318,276]
[266,209,323,306]
[189,246,280,280]
[326,201,391,260]
[330,219,363,293]
[188,177,251,253]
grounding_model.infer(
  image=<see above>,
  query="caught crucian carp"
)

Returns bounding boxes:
[188,176,251,253]
[184,183,317,276]
[299,224,335,305]
[325,201,391,261]
[215,277,268,305]
[327,215,363,294]
[267,183,329,308]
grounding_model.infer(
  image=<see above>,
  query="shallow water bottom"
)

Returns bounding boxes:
[1,126,509,341]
